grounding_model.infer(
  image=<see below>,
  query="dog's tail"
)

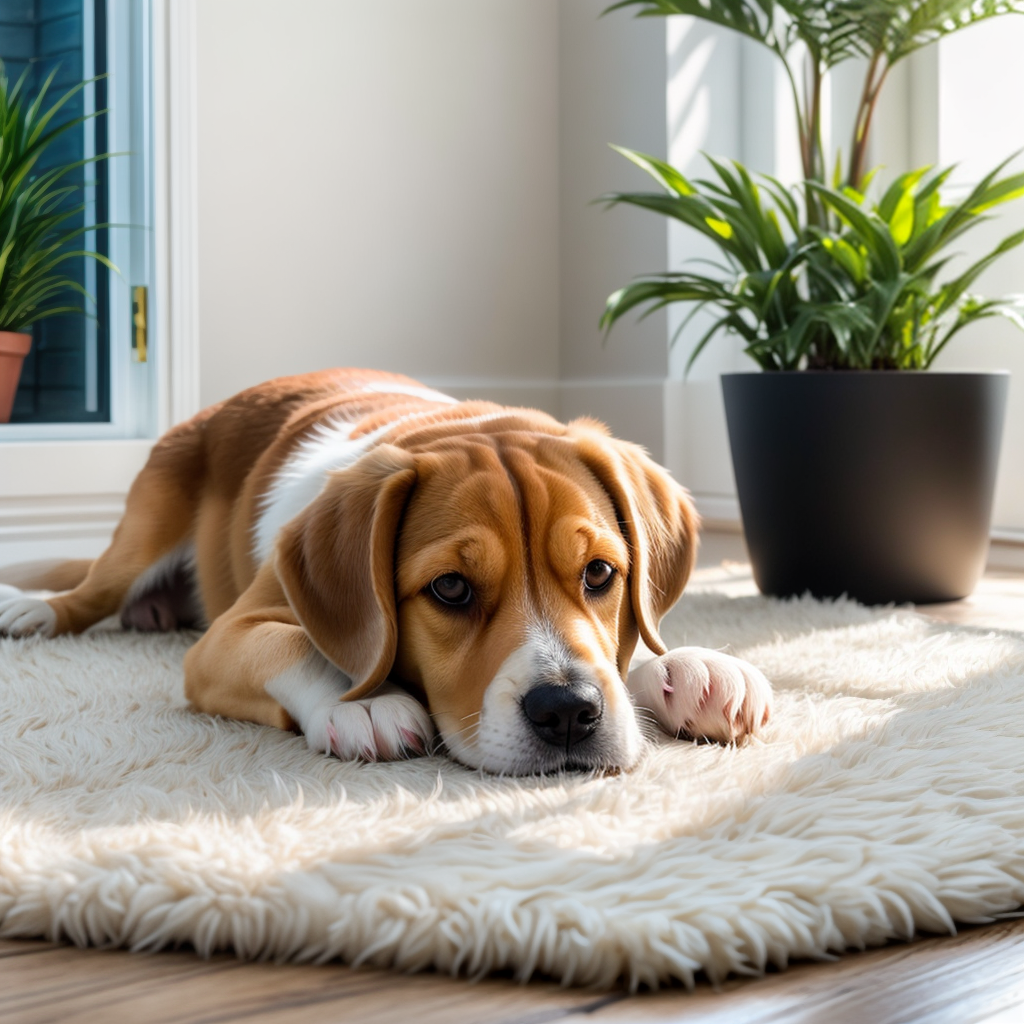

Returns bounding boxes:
[0,559,93,592]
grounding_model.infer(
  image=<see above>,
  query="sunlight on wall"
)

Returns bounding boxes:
[930,19,1024,533]
[939,17,1024,186]
[934,18,1024,533]
[666,24,714,173]
[665,16,744,386]
[664,18,744,499]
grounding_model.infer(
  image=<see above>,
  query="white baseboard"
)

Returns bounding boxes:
[559,378,669,461]
[424,375,676,464]
[0,495,126,565]
[691,493,742,531]
[422,376,562,418]
[0,440,151,567]
[989,532,1024,572]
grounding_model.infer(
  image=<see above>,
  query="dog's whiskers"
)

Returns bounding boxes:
[438,716,482,757]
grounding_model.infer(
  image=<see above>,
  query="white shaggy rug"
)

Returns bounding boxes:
[2,583,1024,990]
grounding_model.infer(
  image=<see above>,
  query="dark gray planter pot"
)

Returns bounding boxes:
[721,371,1009,605]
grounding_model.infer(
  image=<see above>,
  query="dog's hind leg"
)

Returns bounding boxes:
[0,421,205,638]
[119,548,204,632]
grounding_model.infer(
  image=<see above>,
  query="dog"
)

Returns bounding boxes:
[0,369,772,773]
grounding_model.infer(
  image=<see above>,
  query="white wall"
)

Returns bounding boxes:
[557,0,669,457]
[195,0,561,412]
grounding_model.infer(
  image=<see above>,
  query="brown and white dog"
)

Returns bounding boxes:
[0,369,771,774]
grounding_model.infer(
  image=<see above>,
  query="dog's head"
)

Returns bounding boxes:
[275,417,698,773]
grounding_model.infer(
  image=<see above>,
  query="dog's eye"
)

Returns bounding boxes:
[583,560,615,593]
[430,573,473,607]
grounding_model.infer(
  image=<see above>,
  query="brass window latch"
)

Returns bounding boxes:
[132,285,148,363]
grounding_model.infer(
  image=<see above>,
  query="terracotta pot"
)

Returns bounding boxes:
[0,330,32,423]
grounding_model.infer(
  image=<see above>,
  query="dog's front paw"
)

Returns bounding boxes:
[0,593,57,638]
[629,647,772,744]
[307,683,435,762]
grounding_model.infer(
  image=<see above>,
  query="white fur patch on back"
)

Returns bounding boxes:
[253,380,462,565]
[253,419,388,564]
[251,395,512,565]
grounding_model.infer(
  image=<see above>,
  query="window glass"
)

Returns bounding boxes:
[0,0,111,423]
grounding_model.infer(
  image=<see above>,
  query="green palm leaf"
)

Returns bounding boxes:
[602,146,1024,372]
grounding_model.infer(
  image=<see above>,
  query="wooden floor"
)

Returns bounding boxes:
[5,535,1024,1024]
[7,915,1024,1024]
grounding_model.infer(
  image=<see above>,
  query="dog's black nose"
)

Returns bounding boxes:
[522,682,604,749]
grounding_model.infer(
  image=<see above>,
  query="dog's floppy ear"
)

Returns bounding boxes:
[571,423,699,657]
[275,444,417,700]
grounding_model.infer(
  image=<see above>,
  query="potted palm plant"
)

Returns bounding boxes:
[0,62,113,423]
[601,0,1024,604]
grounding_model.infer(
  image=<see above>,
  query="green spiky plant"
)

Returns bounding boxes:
[0,61,115,333]
[600,0,1024,370]
[602,149,1024,370]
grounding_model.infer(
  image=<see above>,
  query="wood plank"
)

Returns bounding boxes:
[0,940,623,1024]
[920,573,1024,632]
[0,939,61,959]
[7,919,1024,1024]
[582,917,1024,1024]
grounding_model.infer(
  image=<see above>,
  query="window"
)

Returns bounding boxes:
[0,0,154,439]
